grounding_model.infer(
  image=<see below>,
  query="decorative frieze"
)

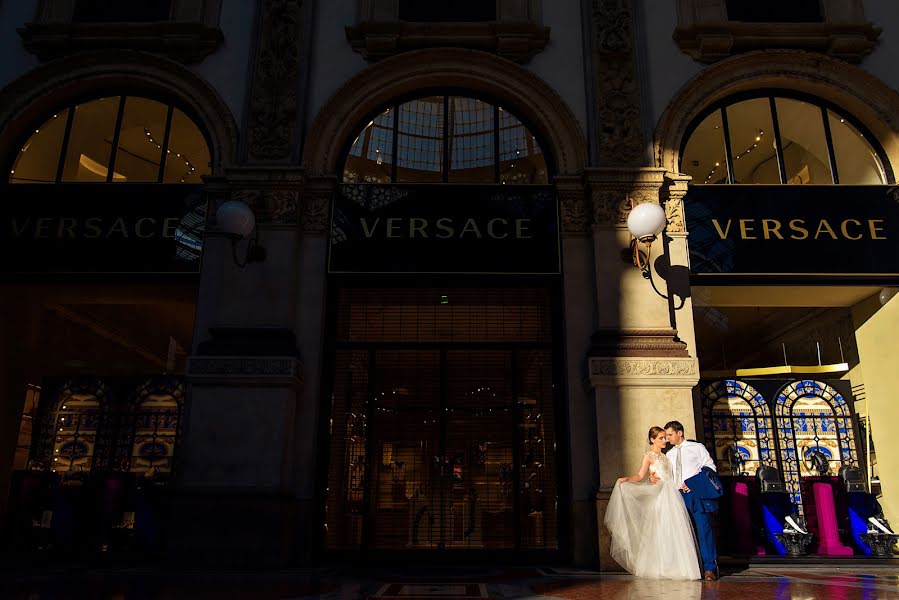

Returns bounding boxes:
[588,357,699,388]
[591,0,644,163]
[247,0,305,162]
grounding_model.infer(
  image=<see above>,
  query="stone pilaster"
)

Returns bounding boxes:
[584,167,700,571]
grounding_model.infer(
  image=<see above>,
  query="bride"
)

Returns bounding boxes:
[604,426,701,580]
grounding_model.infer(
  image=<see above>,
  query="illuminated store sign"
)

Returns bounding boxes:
[329,184,560,274]
[1,184,206,274]
[685,185,899,279]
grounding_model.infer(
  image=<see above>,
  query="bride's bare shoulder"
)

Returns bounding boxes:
[644,450,663,461]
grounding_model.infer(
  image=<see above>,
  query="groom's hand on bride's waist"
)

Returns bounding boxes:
[648,474,660,484]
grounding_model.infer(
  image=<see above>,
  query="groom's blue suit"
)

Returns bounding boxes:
[682,467,723,573]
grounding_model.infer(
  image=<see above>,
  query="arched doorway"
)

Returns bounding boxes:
[319,91,568,558]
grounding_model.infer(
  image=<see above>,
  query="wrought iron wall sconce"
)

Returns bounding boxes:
[215,199,267,267]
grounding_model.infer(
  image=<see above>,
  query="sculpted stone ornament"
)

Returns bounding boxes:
[591,0,644,163]
[247,0,304,161]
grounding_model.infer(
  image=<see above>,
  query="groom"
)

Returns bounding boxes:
[650,420,720,581]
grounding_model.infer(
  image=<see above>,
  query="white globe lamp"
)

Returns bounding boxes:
[216,199,256,239]
[626,202,667,242]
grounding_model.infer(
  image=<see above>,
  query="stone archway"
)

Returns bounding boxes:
[0,49,238,174]
[654,50,899,176]
[303,48,587,179]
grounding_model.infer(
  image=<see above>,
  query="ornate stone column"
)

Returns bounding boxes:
[585,167,700,570]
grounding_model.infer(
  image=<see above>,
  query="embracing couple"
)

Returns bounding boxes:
[604,421,721,581]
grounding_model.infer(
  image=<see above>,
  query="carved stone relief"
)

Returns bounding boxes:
[591,0,644,163]
[247,0,304,162]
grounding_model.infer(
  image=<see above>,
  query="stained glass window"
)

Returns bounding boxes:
[775,380,857,510]
[701,379,773,477]
[36,379,107,475]
[127,378,184,474]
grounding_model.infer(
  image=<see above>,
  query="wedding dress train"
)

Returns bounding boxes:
[604,450,702,580]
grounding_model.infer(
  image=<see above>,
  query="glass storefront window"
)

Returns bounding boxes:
[681,110,727,184]
[8,96,211,184]
[828,111,887,184]
[680,94,890,185]
[726,98,779,184]
[775,98,833,184]
[449,97,494,183]
[61,97,120,182]
[397,96,444,183]
[114,97,169,183]
[342,95,548,184]
[10,110,69,183]
[164,108,211,184]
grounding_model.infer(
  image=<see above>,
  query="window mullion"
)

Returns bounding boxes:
[494,104,500,183]
[768,97,788,184]
[105,96,127,183]
[391,104,399,182]
[442,96,449,183]
[55,107,77,183]
[158,105,175,183]
[821,107,840,185]
[720,108,736,184]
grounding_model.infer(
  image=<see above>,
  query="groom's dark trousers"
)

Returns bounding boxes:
[682,468,722,573]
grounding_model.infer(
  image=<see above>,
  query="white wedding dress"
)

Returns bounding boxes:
[604,450,701,580]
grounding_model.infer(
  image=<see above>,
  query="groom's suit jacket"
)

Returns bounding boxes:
[683,467,723,513]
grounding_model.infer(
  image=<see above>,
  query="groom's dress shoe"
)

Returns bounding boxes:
[703,571,718,581]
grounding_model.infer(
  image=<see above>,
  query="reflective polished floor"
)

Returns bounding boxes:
[1,565,898,600]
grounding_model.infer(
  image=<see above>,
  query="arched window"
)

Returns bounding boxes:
[9,95,211,184]
[342,95,548,184]
[775,380,858,509]
[701,379,774,477]
[681,93,891,185]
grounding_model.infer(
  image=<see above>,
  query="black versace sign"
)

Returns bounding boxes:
[0,184,206,274]
[685,185,899,280]
[329,184,560,274]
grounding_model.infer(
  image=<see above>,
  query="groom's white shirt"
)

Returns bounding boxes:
[668,440,716,487]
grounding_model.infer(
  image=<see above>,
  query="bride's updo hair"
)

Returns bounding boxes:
[647,426,665,444]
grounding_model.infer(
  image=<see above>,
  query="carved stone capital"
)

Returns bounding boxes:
[301,176,337,236]
[661,173,692,235]
[246,0,305,162]
[585,168,667,229]
[588,357,699,388]
[206,167,305,226]
[591,0,644,163]
[554,175,588,236]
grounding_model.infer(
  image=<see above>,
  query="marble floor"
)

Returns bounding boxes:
[0,566,897,600]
